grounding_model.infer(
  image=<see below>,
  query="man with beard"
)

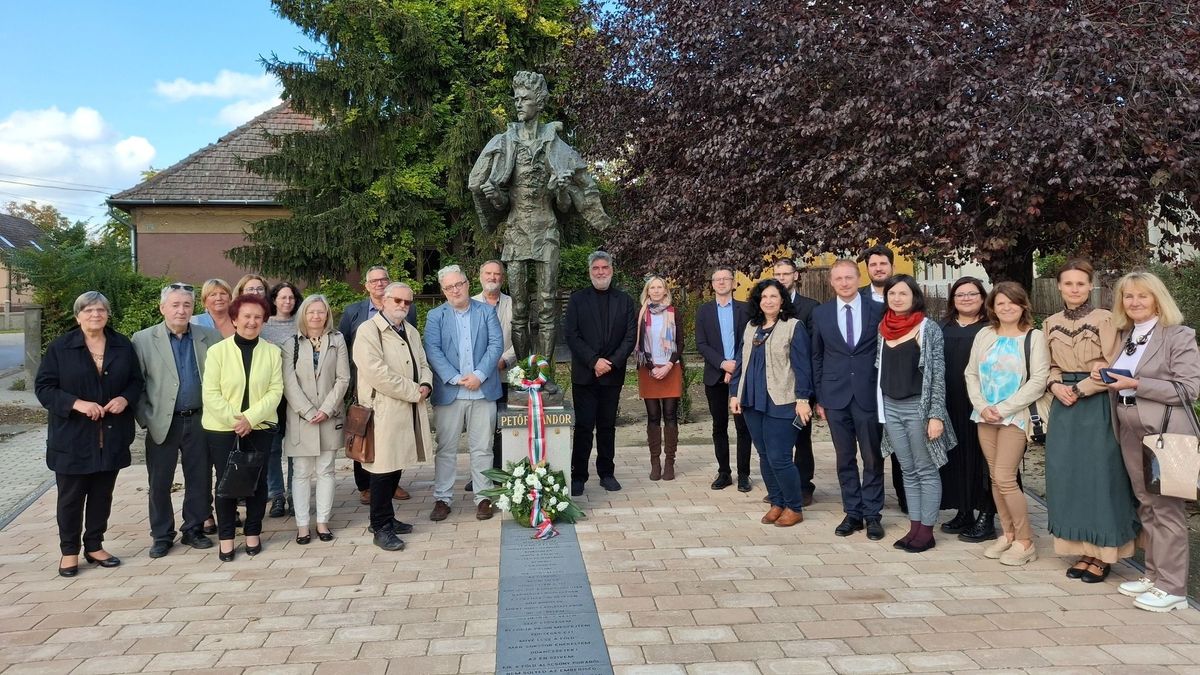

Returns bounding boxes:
[565,251,637,496]
[859,245,908,514]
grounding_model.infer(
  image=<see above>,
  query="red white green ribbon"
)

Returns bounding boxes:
[521,354,557,539]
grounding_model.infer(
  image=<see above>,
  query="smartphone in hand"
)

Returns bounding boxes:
[1099,368,1132,384]
[792,415,807,430]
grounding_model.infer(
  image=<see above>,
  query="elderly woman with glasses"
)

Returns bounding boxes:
[36,291,144,577]
[192,278,235,338]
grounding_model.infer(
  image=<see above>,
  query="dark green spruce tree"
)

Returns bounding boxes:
[229,0,584,284]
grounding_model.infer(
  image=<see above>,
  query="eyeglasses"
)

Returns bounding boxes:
[366,277,390,285]
[954,292,981,299]
[441,280,469,292]
[169,283,194,292]
[711,276,734,283]
[387,297,413,306]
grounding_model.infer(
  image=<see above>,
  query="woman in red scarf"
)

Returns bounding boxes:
[637,276,684,480]
[875,275,955,552]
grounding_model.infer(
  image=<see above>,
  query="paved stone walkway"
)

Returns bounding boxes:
[0,428,51,530]
[1,433,1200,674]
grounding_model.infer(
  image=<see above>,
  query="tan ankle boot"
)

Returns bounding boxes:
[647,424,662,480]
[663,424,678,481]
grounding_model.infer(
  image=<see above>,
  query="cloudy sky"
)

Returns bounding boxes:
[0,1,317,223]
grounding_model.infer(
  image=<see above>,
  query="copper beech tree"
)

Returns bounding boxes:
[565,1,1200,287]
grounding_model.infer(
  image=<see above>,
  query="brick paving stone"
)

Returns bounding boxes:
[897,650,981,672]
[827,654,908,674]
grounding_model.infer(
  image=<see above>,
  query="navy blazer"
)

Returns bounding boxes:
[787,291,820,334]
[423,299,504,405]
[811,296,883,410]
[694,299,750,387]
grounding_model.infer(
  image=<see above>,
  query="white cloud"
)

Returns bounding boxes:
[155,69,283,127]
[217,95,282,126]
[0,106,156,222]
[155,69,280,102]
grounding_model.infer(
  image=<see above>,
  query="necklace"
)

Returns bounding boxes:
[1124,329,1153,356]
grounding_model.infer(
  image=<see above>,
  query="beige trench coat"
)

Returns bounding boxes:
[352,313,433,473]
[282,331,351,458]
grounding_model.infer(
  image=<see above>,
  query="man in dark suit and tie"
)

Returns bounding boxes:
[132,283,222,557]
[772,258,820,505]
[859,245,908,514]
[565,251,637,496]
[339,265,416,504]
[695,266,752,491]
[812,259,886,539]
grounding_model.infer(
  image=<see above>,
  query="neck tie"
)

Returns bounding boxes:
[844,305,855,349]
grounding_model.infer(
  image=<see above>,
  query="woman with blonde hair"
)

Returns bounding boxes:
[233,274,268,298]
[192,279,235,338]
[964,282,1049,566]
[282,295,350,543]
[636,276,684,480]
[1097,271,1200,611]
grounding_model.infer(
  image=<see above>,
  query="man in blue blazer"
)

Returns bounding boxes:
[424,265,504,522]
[812,259,886,540]
[338,265,417,503]
[695,266,753,492]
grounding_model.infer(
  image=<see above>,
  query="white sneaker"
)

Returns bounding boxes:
[999,540,1038,566]
[1133,587,1188,612]
[983,538,1013,559]
[1118,577,1154,597]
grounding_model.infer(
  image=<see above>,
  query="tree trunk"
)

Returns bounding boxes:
[980,237,1036,290]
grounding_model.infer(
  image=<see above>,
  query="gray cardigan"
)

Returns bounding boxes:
[874,318,957,467]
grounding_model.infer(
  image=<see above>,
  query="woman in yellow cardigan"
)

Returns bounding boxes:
[203,294,283,561]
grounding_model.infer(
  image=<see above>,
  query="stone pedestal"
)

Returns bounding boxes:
[499,397,574,481]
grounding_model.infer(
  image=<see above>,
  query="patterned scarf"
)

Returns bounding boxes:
[642,303,677,357]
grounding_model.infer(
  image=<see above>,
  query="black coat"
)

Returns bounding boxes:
[564,286,637,386]
[787,291,820,333]
[36,326,143,474]
[694,299,750,387]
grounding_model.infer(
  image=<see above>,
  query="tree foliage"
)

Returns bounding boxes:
[229,0,585,285]
[3,200,70,233]
[4,224,166,348]
[566,1,1200,288]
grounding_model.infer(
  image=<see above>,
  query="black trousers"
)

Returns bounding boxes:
[145,413,211,543]
[571,383,622,483]
[356,461,402,491]
[891,453,908,511]
[793,413,816,496]
[705,382,751,478]
[368,470,403,532]
[56,470,120,555]
[208,430,270,540]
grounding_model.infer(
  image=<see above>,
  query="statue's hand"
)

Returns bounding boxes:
[481,182,506,209]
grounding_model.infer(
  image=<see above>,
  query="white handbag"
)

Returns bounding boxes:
[1142,381,1200,500]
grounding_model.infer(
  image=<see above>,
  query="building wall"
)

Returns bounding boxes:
[0,265,35,309]
[131,206,290,284]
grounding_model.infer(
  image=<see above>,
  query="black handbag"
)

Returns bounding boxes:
[215,433,269,499]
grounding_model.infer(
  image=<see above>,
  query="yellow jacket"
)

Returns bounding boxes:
[202,336,284,432]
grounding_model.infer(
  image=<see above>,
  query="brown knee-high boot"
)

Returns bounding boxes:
[663,424,678,481]
[647,424,663,480]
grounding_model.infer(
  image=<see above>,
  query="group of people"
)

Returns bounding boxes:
[33,250,1200,612]
[695,248,1198,614]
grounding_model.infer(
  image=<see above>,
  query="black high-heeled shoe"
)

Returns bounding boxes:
[245,539,262,556]
[58,556,78,578]
[218,543,236,562]
[83,551,121,568]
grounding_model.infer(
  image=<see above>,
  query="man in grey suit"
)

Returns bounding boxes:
[425,265,504,522]
[132,283,222,558]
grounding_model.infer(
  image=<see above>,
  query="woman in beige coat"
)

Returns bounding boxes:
[282,295,350,544]
[352,282,433,551]
[1098,271,1200,612]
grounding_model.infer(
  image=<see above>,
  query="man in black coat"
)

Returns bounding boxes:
[564,250,637,496]
[694,266,753,491]
[772,258,820,505]
[338,265,416,504]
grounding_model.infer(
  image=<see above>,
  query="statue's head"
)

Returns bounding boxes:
[512,71,549,122]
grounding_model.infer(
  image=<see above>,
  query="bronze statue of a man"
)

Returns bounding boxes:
[469,71,609,362]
